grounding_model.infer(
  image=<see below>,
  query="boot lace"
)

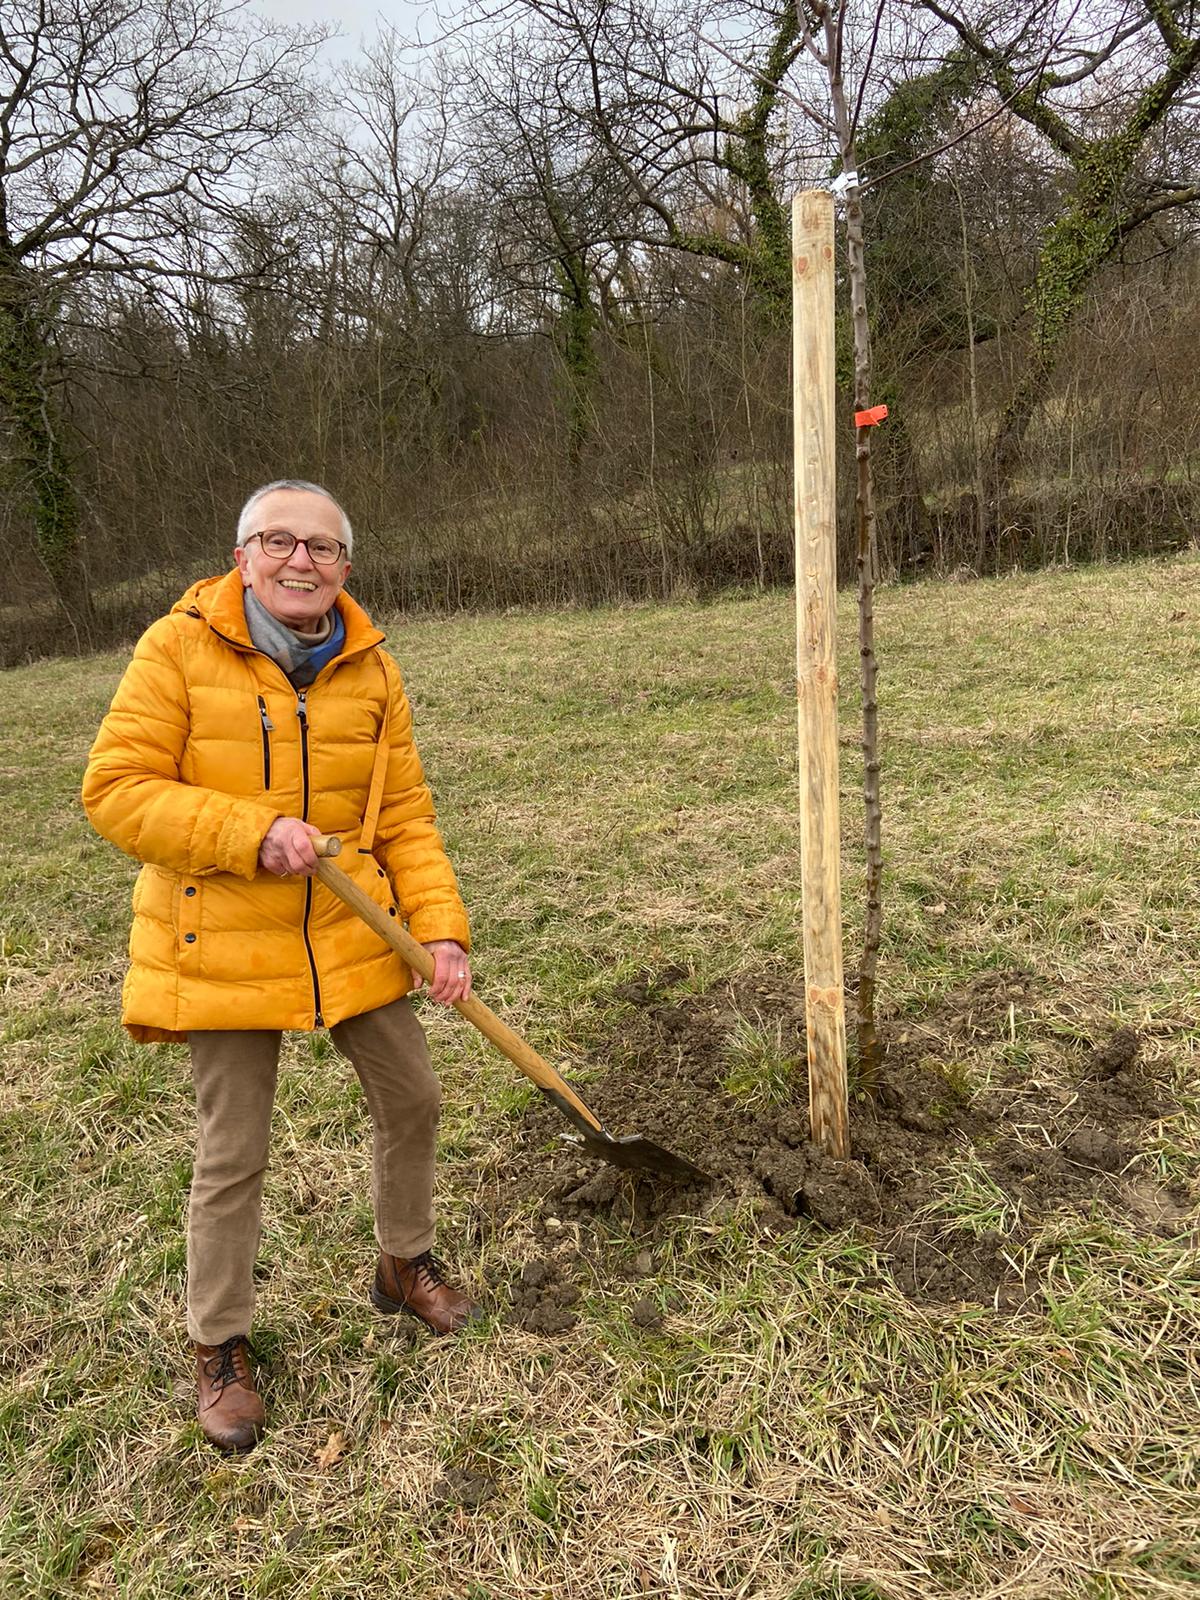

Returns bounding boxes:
[203,1334,254,1394]
[408,1251,448,1292]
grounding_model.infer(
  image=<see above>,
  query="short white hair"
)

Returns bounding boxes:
[235,479,354,556]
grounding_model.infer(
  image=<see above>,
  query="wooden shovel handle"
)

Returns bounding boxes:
[310,835,604,1136]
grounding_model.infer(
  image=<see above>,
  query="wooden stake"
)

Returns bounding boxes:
[792,189,849,1160]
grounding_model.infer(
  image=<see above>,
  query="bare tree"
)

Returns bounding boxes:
[305,31,515,497]
[449,29,641,464]
[477,0,825,315]
[0,0,323,636]
[321,31,462,329]
[909,0,1200,508]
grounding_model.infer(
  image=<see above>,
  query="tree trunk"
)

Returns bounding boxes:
[553,254,598,474]
[824,14,884,1090]
[875,406,933,573]
[844,182,883,1089]
[985,207,1117,552]
[0,269,92,641]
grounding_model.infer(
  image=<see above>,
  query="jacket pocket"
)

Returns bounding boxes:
[257,695,274,791]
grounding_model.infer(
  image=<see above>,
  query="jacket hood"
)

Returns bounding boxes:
[172,572,231,622]
[171,568,385,657]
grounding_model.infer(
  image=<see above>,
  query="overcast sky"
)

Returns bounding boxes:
[248,0,449,66]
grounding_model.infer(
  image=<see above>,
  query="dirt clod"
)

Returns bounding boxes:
[1062,1128,1128,1172]
[757,1142,881,1229]
[509,1258,581,1333]
[435,1467,496,1510]
[630,1298,661,1329]
[1084,1027,1140,1079]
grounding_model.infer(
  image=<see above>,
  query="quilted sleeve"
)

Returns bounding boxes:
[82,619,280,880]
[373,656,471,950]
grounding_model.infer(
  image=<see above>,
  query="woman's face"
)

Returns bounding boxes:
[234,489,352,631]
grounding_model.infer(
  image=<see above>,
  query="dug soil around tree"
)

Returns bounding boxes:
[472,966,1192,1330]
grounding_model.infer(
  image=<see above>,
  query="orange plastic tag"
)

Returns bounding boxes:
[854,404,889,427]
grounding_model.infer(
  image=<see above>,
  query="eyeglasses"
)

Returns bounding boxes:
[248,530,347,565]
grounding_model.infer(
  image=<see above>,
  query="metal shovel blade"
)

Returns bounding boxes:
[538,1084,709,1181]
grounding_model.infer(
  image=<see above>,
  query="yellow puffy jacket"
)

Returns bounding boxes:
[82,568,470,1043]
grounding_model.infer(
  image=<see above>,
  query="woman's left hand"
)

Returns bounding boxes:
[417,940,472,1005]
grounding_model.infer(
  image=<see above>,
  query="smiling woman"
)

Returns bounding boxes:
[81,477,481,1454]
[235,483,352,632]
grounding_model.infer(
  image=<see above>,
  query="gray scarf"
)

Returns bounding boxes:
[243,588,335,688]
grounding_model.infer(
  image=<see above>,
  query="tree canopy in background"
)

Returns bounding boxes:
[1,0,1197,660]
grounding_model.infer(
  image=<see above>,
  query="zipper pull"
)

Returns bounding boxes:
[257,694,274,732]
[296,690,308,723]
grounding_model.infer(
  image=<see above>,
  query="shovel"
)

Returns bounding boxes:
[311,836,707,1182]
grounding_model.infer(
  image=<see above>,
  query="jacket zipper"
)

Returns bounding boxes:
[191,613,360,1031]
[296,689,324,1028]
[256,695,274,789]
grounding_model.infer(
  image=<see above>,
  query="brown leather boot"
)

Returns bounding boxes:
[194,1335,265,1453]
[371,1250,482,1334]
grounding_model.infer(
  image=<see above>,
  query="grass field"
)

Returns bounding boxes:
[1,555,1198,1598]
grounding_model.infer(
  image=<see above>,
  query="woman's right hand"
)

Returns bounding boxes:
[259,817,322,876]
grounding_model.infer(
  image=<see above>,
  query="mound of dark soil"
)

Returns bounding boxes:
[474,969,1189,1321]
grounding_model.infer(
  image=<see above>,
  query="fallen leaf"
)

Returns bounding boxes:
[315,1430,349,1471]
[1005,1492,1041,1518]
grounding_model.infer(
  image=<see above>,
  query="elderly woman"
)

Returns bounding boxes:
[83,479,478,1453]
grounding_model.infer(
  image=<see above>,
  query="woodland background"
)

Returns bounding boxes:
[2,0,1198,665]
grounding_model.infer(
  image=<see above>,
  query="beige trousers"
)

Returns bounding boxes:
[186,997,439,1344]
